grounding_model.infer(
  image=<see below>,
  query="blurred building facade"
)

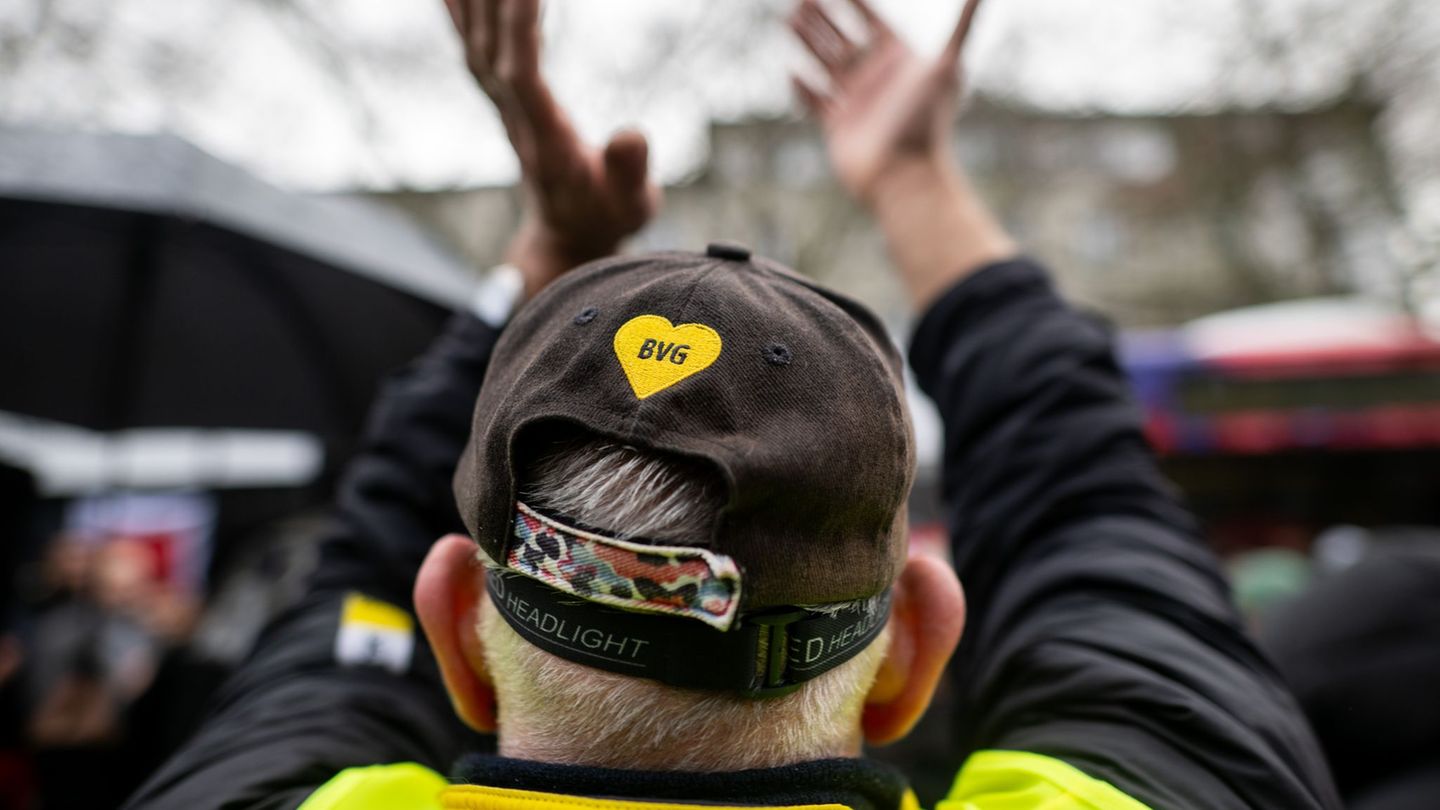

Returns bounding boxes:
[369,98,1409,329]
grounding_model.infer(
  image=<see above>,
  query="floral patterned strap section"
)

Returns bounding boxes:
[506,502,743,631]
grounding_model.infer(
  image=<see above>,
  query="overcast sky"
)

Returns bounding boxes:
[0,0,1431,192]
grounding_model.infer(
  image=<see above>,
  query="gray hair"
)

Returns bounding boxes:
[520,438,721,543]
[479,437,888,771]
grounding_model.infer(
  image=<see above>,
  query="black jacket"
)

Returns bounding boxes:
[124,259,1340,810]
[908,261,1337,808]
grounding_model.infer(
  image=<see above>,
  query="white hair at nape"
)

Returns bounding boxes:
[479,436,888,771]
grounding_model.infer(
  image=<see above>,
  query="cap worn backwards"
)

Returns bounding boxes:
[452,245,915,695]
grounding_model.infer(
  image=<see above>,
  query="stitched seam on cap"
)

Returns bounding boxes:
[766,263,910,544]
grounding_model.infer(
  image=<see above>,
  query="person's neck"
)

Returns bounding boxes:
[496,729,863,772]
[451,752,911,810]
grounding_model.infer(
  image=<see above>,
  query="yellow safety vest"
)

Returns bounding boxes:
[296,750,1151,810]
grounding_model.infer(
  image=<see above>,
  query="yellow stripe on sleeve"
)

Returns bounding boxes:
[342,592,414,631]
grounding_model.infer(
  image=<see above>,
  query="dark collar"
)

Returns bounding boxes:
[451,753,912,810]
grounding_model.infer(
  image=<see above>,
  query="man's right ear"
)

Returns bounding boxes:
[415,534,497,733]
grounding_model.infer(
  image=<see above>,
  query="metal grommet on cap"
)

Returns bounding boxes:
[763,343,792,366]
[573,306,599,325]
[706,241,752,262]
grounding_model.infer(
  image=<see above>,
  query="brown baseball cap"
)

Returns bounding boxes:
[453,243,914,694]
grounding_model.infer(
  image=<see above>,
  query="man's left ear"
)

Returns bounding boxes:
[862,553,966,745]
[415,533,497,733]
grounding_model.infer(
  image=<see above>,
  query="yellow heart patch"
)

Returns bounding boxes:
[612,315,723,400]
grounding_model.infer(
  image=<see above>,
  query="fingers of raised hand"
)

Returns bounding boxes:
[602,130,650,192]
[495,0,541,92]
[451,0,574,166]
[842,0,894,37]
[451,0,544,96]
[791,75,833,120]
[942,0,985,66]
[602,130,660,224]
[494,0,574,148]
[789,0,861,79]
[449,0,497,85]
[442,0,463,36]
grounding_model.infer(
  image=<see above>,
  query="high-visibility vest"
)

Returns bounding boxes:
[297,751,1152,810]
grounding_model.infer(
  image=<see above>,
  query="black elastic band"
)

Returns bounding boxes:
[487,570,890,697]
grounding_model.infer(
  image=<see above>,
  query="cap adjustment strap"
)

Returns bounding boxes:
[507,502,742,631]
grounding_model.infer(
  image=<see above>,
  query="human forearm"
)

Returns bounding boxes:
[868,154,1016,310]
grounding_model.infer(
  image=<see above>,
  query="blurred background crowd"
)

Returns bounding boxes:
[3,0,1439,807]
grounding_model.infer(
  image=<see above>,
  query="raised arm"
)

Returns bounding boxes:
[789,0,1014,306]
[126,3,657,807]
[793,2,1340,807]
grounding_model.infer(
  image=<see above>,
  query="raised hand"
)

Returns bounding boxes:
[790,0,1013,308]
[790,0,983,206]
[444,0,660,297]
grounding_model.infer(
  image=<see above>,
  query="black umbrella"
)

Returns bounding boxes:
[0,128,478,479]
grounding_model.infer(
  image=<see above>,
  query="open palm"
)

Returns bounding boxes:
[791,0,984,204]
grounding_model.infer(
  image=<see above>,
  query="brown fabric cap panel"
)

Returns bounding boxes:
[453,250,914,610]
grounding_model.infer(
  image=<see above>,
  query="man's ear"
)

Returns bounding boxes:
[862,553,965,745]
[415,534,497,733]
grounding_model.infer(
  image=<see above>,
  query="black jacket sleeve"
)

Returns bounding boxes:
[909,260,1340,810]
[124,313,498,810]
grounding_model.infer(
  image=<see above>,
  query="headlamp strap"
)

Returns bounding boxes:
[486,570,890,697]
